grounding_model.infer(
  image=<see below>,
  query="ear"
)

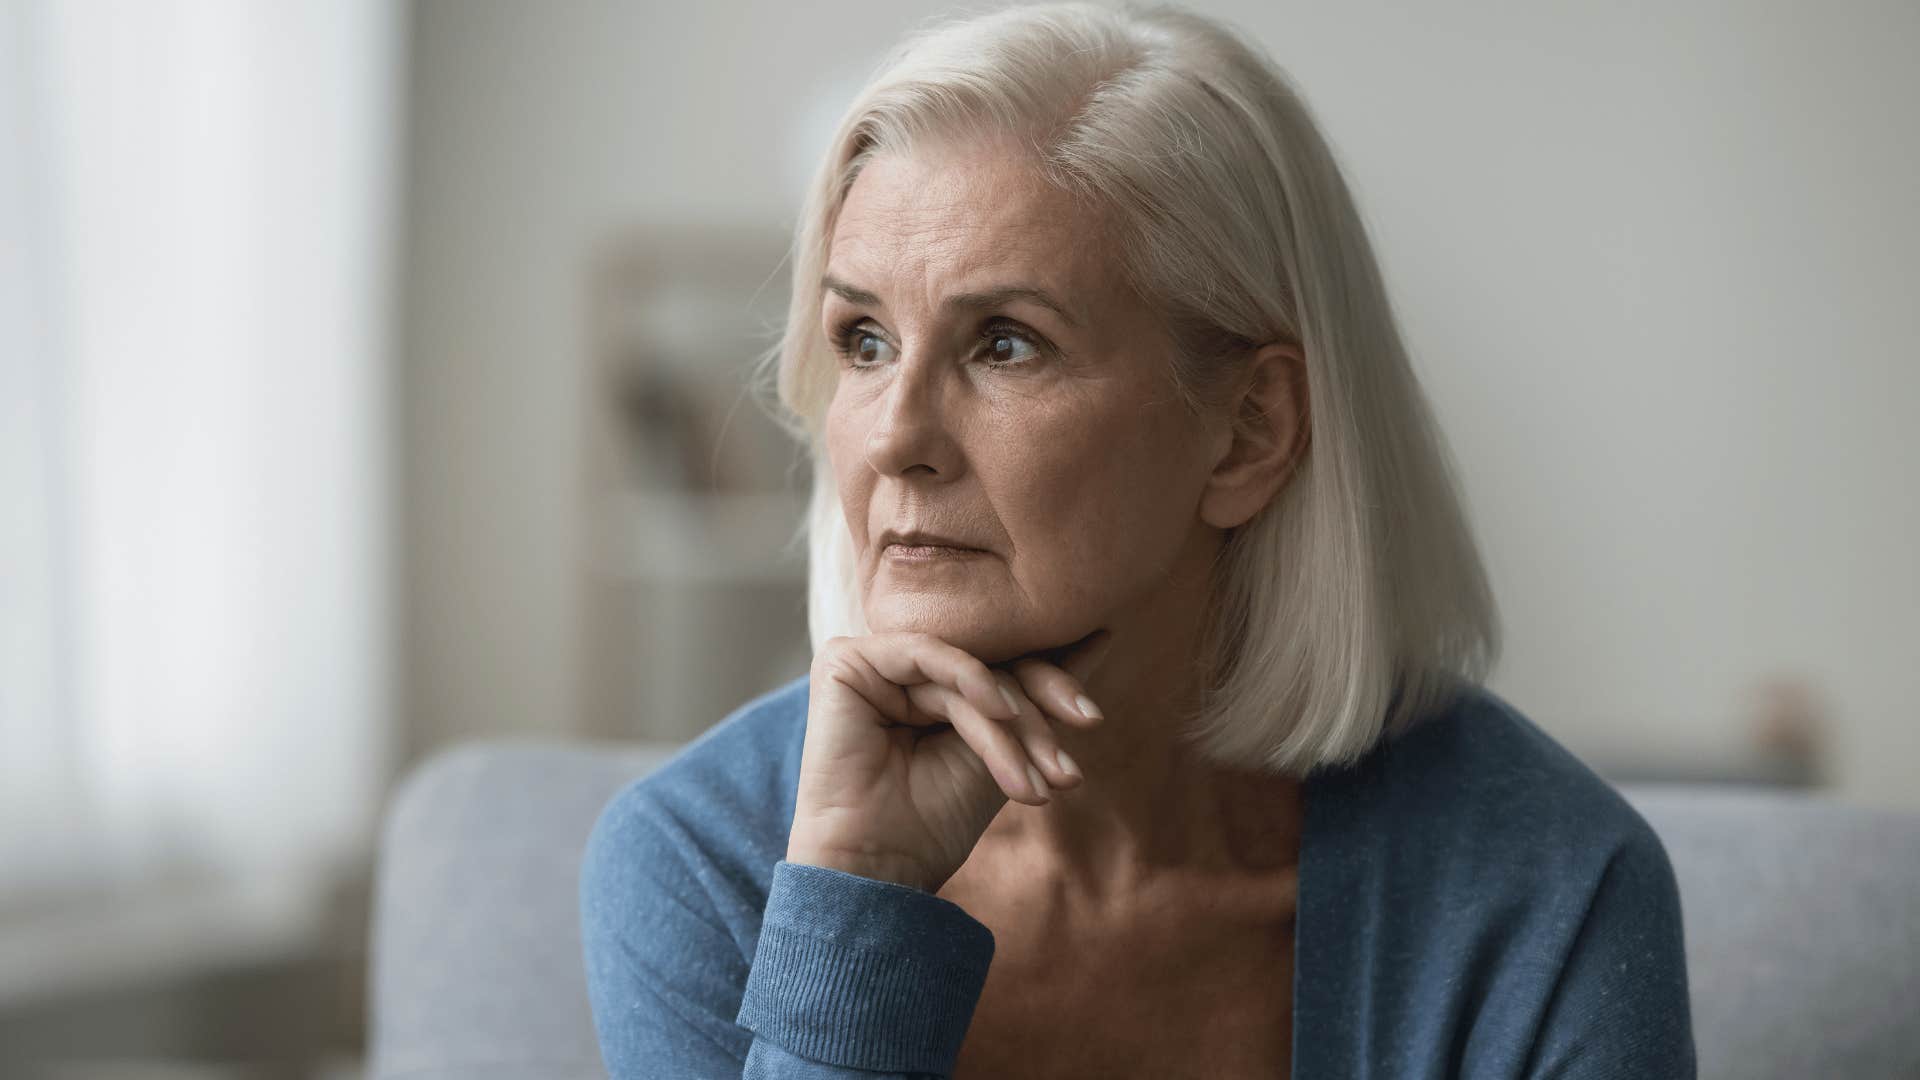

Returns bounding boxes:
[1199,342,1311,530]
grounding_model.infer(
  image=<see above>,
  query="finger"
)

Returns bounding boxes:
[1010,657,1104,729]
[908,681,1051,805]
[994,672,1083,790]
[811,638,912,725]
[861,633,1019,723]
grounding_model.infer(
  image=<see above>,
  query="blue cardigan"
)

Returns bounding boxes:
[581,677,1696,1078]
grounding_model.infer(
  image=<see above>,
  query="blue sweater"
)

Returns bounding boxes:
[581,676,1696,1078]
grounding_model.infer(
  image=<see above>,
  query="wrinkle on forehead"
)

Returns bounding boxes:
[826,137,1129,323]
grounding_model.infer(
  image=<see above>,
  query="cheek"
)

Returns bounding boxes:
[990,404,1201,581]
[823,398,873,541]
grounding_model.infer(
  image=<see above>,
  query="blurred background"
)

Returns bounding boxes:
[1,0,1914,1075]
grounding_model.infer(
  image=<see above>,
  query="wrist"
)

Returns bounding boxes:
[785,845,933,893]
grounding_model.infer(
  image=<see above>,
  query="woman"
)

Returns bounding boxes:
[582,4,1695,1077]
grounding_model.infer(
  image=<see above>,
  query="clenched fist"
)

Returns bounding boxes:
[786,629,1113,893]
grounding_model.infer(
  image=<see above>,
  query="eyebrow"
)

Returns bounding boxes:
[821,274,1084,329]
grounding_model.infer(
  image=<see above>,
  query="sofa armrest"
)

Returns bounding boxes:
[367,739,679,1080]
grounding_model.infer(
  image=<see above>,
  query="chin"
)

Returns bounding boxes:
[865,591,1055,664]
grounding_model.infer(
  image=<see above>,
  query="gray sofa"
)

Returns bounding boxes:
[367,740,1920,1079]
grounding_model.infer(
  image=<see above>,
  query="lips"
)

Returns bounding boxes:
[879,528,984,553]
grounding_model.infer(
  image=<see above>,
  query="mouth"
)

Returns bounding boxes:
[878,529,988,561]
[883,543,986,561]
[879,541,983,557]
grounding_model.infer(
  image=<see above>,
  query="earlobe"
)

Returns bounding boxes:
[1198,343,1310,530]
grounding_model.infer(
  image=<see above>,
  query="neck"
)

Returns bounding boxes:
[985,528,1304,895]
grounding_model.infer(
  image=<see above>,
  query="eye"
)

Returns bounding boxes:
[830,320,896,368]
[981,320,1043,367]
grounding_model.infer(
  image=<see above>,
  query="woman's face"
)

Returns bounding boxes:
[822,138,1226,663]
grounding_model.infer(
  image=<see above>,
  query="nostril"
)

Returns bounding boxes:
[861,393,962,480]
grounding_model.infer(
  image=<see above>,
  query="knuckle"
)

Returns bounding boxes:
[812,645,862,683]
[1001,684,1038,719]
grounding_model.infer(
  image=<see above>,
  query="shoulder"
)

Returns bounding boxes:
[605,674,810,831]
[581,675,810,948]
[1302,684,1685,976]
[588,673,810,867]
[1298,686,1692,1072]
[1330,684,1670,877]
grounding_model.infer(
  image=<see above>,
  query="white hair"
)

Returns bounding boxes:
[761,1,1499,775]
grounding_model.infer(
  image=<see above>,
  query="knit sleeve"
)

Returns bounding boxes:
[580,785,996,1079]
[1525,827,1698,1079]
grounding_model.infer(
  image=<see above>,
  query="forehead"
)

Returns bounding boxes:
[826,139,1123,306]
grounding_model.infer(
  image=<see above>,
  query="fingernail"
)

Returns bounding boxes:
[1075,694,1103,721]
[999,684,1021,718]
[1026,763,1050,800]
[1055,750,1080,780]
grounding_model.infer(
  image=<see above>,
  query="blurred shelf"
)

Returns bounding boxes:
[0,867,336,1009]
[1559,724,1826,790]
[595,490,809,587]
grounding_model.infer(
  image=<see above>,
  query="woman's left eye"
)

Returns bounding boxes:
[982,324,1042,366]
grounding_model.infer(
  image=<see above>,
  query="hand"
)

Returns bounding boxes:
[786,629,1112,894]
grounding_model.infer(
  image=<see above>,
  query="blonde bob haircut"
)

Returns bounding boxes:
[765,1,1500,776]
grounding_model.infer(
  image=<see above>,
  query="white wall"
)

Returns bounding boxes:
[402,0,1918,806]
[3,0,400,889]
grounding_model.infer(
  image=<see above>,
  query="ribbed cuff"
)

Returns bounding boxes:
[736,860,996,1075]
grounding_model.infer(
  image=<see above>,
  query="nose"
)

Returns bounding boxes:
[862,352,964,481]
